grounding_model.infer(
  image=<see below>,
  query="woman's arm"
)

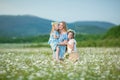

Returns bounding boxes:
[57,40,67,46]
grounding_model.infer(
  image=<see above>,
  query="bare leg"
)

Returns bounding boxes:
[56,46,59,61]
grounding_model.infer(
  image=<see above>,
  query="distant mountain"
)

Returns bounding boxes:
[0,15,116,37]
[0,15,52,37]
[68,21,115,34]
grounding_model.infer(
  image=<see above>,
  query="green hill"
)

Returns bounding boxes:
[0,15,52,37]
[69,25,106,34]
[103,25,120,39]
[0,15,116,37]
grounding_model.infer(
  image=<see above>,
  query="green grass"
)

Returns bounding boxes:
[0,44,120,80]
[0,32,120,47]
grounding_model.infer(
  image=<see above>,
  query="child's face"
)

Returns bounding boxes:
[68,32,74,39]
[54,24,59,30]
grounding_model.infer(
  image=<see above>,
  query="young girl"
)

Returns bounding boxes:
[48,22,60,61]
[64,29,79,62]
[67,29,77,53]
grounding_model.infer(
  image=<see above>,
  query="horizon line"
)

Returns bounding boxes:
[0,14,118,25]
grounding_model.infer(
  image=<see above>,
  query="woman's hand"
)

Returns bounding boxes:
[57,40,68,46]
[63,40,68,45]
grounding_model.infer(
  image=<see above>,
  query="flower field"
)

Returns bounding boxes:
[0,46,120,80]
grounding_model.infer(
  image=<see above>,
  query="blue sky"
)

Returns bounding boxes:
[0,0,120,24]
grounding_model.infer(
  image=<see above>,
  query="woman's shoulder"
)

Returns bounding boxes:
[62,32,67,34]
[61,32,67,36]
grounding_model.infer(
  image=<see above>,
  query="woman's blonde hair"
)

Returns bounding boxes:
[60,21,67,32]
[50,22,58,34]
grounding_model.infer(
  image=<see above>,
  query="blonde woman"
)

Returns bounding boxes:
[56,21,68,60]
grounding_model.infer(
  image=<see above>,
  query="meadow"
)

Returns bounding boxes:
[0,44,120,80]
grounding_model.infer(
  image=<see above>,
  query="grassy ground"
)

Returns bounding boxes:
[0,44,120,80]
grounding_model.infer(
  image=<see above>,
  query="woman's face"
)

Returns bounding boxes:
[58,23,64,30]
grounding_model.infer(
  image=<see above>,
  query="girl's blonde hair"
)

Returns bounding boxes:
[60,21,67,32]
[50,22,58,34]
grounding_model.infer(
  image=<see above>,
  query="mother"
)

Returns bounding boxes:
[57,21,68,59]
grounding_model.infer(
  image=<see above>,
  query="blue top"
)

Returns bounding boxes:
[58,32,68,59]
[48,30,59,44]
[48,31,68,59]
[48,30,60,51]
